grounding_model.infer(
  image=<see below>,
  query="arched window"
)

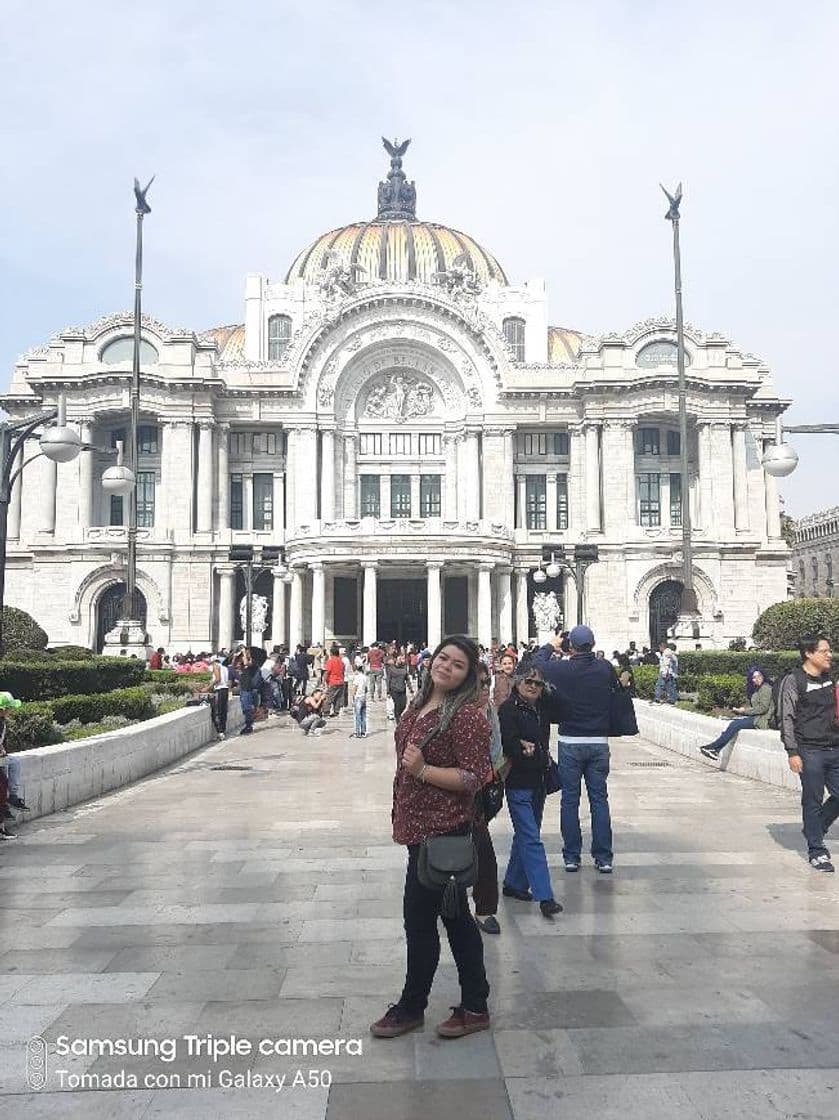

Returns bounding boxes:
[101,337,159,365]
[503,317,526,362]
[267,314,292,360]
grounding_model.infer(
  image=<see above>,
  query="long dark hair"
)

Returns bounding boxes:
[408,634,482,732]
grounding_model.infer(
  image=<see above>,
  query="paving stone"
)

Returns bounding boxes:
[505,1073,703,1120]
[325,1078,512,1120]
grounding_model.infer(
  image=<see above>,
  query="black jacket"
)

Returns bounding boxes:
[533,647,616,738]
[499,693,551,790]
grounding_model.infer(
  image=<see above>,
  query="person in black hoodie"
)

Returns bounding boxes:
[780,633,839,872]
[534,624,617,874]
[498,667,562,918]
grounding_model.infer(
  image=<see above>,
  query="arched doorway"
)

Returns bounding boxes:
[649,580,683,648]
[96,584,147,652]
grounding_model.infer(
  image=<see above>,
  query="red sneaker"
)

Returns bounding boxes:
[436,1006,491,1039]
[370,1004,425,1038]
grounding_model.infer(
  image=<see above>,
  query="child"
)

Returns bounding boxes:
[350,663,369,738]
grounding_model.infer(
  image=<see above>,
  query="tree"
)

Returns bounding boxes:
[1,606,48,655]
[752,598,839,650]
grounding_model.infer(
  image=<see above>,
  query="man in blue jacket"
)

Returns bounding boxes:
[534,625,616,874]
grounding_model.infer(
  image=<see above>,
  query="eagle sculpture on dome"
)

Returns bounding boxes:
[382,137,410,160]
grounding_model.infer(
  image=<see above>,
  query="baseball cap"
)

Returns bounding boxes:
[0,691,22,710]
[568,625,595,648]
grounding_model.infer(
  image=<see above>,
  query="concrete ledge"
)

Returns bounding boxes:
[634,699,799,793]
[7,698,243,821]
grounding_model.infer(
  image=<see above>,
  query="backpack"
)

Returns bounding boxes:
[768,669,804,731]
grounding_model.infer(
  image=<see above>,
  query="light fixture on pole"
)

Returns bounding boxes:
[39,395,83,464]
[661,181,699,617]
[545,552,562,579]
[101,441,136,496]
[761,417,799,478]
[532,563,547,584]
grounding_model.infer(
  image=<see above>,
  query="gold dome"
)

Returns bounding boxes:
[285,220,508,287]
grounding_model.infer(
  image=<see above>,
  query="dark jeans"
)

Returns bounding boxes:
[210,688,229,733]
[282,677,295,710]
[399,843,489,1016]
[709,715,755,751]
[325,684,343,716]
[368,669,384,699]
[654,676,678,703]
[800,747,839,859]
[472,819,498,917]
[239,688,260,731]
[391,692,407,722]
[559,741,613,864]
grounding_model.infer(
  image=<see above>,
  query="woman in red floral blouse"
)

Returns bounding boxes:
[371,635,493,1041]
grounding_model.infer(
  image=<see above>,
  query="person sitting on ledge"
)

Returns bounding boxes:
[700,667,772,760]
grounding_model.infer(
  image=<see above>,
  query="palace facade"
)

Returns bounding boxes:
[2,142,790,653]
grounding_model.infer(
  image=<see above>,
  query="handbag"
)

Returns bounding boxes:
[609,684,639,737]
[480,772,505,823]
[545,757,561,795]
[411,725,478,918]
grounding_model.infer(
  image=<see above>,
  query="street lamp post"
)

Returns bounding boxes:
[0,396,82,654]
[662,182,699,617]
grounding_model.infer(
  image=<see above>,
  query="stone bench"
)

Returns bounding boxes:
[634,698,798,793]
[7,698,243,822]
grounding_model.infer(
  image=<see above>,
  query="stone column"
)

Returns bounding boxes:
[78,422,94,531]
[289,568,304,649]
[8,447,22,540]
[478,563,493,648]
[217,423,230,530]
[546,474,558,532]
[164,421,194,533]
[362,561,378,645]
[503,429,515,527]
[496,565,513,644]
[243,475,254,531]
[444,434,459,520]
[710,422,735,535]
[38,457,57,534]
[271,568,287,648]
[465,432,480,519]
[217,564,236,651]
[343,433,358,519]
[381,474,392,519]
[295,427,318,523]
[197,422,214,532]
[514,567,529,643]
[602,420,634,536]
[321,429,335,521]
[733,423,749,531]
[427,562,443,649]
[697,422,713,530]
[564,570,579,628]
[569,424,585,530]
[585,422,601,532]
[285,430,297,532]
[410,474,421,519]
[764,439,782,540]
[516,474,526,529]
[481,429,506,523]
[311,562,326,646]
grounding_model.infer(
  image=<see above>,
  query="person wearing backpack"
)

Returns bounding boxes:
[699,667,772,760]
[780,634,839,872]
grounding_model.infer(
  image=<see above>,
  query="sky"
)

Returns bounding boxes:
[1,0,837,516]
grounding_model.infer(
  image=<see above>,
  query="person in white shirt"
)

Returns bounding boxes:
[350,667,369,737]
[340,647,353,712]
[210,656,230,739]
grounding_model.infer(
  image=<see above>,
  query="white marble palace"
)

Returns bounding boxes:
[2,140,790,653]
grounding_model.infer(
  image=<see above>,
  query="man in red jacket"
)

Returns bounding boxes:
[367,644,385,701]
[323,645,346,717]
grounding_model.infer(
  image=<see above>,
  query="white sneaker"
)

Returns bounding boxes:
[595,862,613,874]
[217,732,226,741]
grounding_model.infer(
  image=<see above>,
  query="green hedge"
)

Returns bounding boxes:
[753,598,839,651]
[50,686,154,726]
[696,674,749,712]
[675,650,800,679]
[1,606,48,653]
[144,670,211,689]
[5,702,62,752]
[632,665,698,699]
[48,645,95,661]
[0,658,146,701]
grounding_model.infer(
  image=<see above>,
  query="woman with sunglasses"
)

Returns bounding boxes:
[498,666,562,918]
[472,667,506,934]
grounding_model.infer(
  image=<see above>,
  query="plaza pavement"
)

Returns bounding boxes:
[2,700,839,1119]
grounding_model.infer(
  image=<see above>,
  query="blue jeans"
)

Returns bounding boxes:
[559,741,612,864]
[239,688,260,731]
[800,747,839,859]
[504,787,554,903]
[709,715,755,751]
[654,675,678,703]
[354,699,367,736]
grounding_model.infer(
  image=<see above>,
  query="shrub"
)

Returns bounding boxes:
[752,598,839,652]
[48,645,95,661]
[632,665,697,699]
[143,671,208,693]
[1,606,48,653]
[696,674,749,713]
[50,686,154,726]
[5,702,63,752]
[0,657,146,701]
[675,650,800,680]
